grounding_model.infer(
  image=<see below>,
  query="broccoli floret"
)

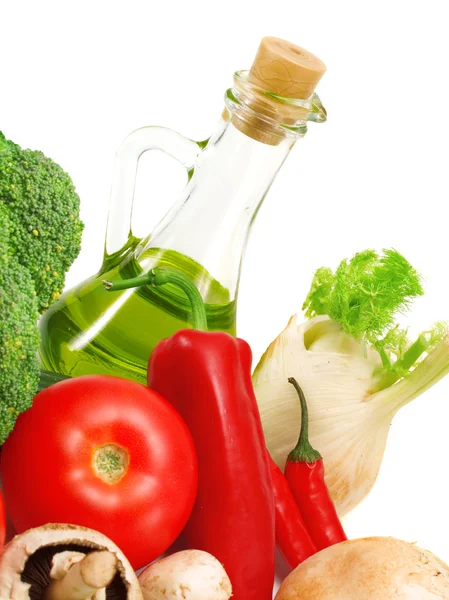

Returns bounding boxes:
[0,131,84,313]
[0,204,40,444]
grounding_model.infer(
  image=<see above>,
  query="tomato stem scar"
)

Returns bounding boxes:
[92,444,129,485]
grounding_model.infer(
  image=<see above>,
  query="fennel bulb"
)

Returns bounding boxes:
[253,250,449,516]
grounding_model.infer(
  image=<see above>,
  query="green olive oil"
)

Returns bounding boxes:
[39,248,235,384]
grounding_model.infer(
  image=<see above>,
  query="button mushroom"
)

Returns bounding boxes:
[0,523,143,600]
[138,550,232,600]
[275,536,449,599]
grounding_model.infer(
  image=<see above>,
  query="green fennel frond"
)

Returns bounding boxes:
[373,320,448,389]
[302,249,448,380]
[302,266,334,318]
[373,325,410,371]
[303,249,424,344]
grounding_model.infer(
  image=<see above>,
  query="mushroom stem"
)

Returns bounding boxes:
[44,551,117,600]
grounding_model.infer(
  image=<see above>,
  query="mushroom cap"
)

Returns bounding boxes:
[138,549,232,600]
[0,523,143,600]
[275,537,449,600]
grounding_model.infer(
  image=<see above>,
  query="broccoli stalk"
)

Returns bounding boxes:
[0,204,40,444]
[0,131,84,313]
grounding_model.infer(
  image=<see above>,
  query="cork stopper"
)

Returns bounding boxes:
[248,37,326,100]
[227,37,326,145]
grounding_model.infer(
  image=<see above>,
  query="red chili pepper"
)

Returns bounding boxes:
[268,452,317,569]
[285,377,347,551]
[105,268,275,600]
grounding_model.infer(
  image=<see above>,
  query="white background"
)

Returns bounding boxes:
[1,0,449,592]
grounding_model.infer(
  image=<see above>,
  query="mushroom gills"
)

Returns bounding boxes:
[21,544,128,600]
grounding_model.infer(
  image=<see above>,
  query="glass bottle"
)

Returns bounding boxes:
[39,37,327,384]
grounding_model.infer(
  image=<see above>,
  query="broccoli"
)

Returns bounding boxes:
[0,203,40,444]
[0,131,84,313]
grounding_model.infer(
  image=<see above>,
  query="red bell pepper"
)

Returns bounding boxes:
[104,268,275,600]
[0,490,6,550]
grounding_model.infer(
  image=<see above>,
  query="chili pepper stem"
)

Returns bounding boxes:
[103,268,208,331]
[287,377,322,464]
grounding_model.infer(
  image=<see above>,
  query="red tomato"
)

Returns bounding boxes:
[0,490,5,550]
[1,376,198,568]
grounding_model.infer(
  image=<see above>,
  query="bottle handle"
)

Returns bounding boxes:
[105,126,201,256]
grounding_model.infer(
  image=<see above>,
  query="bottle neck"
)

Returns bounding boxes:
[141,115,296,299]
[136,72,326,301]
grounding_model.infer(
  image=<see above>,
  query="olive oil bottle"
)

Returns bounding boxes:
[39,37,327,384]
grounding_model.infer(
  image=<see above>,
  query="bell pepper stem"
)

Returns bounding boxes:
[103,267,208,331]
[287,377,322,464]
